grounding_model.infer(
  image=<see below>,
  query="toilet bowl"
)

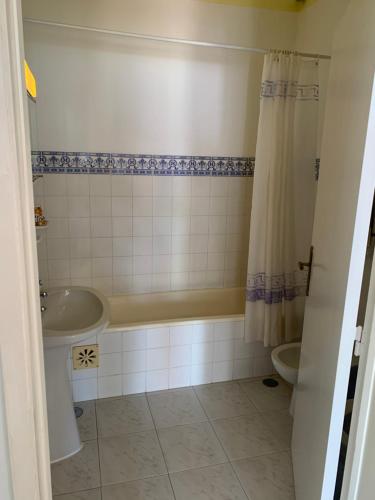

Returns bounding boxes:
[271,341,301,415]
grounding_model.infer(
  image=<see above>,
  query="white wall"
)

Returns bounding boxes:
[23,0,297,156]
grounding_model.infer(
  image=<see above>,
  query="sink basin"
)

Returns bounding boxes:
[42,286,109,347]
[41,286,109,463]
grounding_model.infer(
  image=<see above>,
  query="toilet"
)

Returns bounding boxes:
[271,342,301,416]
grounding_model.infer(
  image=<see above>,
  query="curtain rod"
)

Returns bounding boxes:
[23,18,331,60]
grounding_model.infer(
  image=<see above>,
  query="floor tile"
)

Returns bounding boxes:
[194,381,257,419]
[212,414,284,460]
[170,463,248,500]
[158,421,227,473]
[99,430,167,485]
[102,475,174,500]
[232,451,295,500]
[53,489,101,500]
[147,387,207,428]
[240,378,292,411]
[96,394,154,437]
[261,409,293,449]
[51,440,100,496]
[75,401,97,442]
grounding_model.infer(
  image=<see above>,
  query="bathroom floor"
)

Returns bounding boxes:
[51,377,295,500]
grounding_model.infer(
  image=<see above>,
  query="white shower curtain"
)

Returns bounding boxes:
[245,52,319,346]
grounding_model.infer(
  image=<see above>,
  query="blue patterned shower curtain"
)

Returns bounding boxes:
[245,52,319,346]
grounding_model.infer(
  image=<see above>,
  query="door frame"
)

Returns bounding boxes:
[0,0,51,498]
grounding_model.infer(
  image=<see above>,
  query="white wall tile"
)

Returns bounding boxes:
[111,176,132,197]
[69,218,90,238]
[191,364,213,386]
[214,340,235,362]
[112,217,132,237]
[153,197,172,216]
[191,216,209,234]
[113,237,133,257]
[47,218,69,238]
[90,175,111,196]
[169,366,191,389]
[90,197,111,216]
[92,257,113,277]
[98,332,122,354]
[146,369,169,392]
[123,372,146,395]
[133,237,153,256]
[68,197,90,217]
[171,272,189,290]
[147,348,169,371]
[192,342,214,365]
[70,258,92,278]
[123,330,147,351]
[98,352,122,376]
[92,277,113,296]
[66,174,89,196]
[98,375,122,399]
[123,350,146,374]
[147,327,170,348]
[173,197,191,216]
[172,177,191,197]
[170,345,192,367]
[253,356,275,377]
[48,259,70,279]
[153,217,172,236]
[92,238,112,257]
[113,275,133,294]
[172,216,190,235]
[91,217,112,237]
[113,256,132,276]
[134,255,152,274]
[192,323,214,343]
[44,197,68,218]
[153,176,172,197]
[133,176,153,197]
[72,378,98,402]
[152,273,171,291]
[233,359,253,380]
[170,325,193,346]
[212,361,233,383]
[112,197,132,216]
[133,217,152,236]
[133,274,152,293]
[153,255,171,274]
[133,197,152,216]
[206,270,224,288]
[70,238,92,259]
[192,177,210,197]
[153,236,171,255]
[47,238,70,259]
[172,235,190,254]
[44,174,67,196]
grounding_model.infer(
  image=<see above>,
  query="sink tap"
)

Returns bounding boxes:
[40,290,48,298]
[41,305,47,313]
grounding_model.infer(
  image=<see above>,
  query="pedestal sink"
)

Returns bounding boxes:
[41,286,109,463]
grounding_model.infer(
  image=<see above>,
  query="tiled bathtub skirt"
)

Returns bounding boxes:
[69,319,274,402]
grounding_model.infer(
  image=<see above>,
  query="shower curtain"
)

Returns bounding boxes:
[245,52,319,346]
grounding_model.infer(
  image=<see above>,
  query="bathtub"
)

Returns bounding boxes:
[70,287,274,402]
[108,287,246,330]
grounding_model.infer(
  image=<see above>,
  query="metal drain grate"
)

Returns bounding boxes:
[262,378,279,388]
[74,406,83,418]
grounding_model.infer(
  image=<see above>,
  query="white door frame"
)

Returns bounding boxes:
[0,0,51,498]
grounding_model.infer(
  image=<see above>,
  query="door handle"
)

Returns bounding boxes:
[298,246,314,296]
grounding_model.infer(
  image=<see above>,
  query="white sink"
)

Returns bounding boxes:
[42,287,109,348]
[41,287,109,463]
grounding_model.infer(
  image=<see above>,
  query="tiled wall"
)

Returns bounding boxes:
[70,319,273,402]
[34,174,252,295]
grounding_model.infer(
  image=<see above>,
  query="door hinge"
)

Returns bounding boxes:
[354,325,364,357]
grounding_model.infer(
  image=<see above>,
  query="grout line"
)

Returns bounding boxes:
[144,392,177,500]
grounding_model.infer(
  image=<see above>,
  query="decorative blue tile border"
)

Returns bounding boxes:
[31,151,320,179]
[31,151,255,177]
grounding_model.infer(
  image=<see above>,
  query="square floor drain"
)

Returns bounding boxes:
[72,344,99,370]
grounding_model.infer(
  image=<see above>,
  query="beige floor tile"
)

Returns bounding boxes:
[240,378,292,411]
[96,394,154,437]
[53,489,101,500]
[158,421,227,473]
[51,441,100,496]
[233,451,295,500]
[99,430,167,485]
[147,388,207,428]
[212,414,284,460]
[102,475,174,500]
[170,463,248,500]
[194,381,257,419]
[261,409,293,449]
[76,401,97,442]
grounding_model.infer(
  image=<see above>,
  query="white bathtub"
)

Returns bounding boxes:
[70,287,274,402]
[108,287,246,330]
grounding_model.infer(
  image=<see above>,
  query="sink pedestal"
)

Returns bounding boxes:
[44,346,81,463]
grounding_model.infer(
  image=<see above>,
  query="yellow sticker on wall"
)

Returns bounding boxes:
[24,60,37,99]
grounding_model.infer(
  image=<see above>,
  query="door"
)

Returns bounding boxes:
[292,1,375,499]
